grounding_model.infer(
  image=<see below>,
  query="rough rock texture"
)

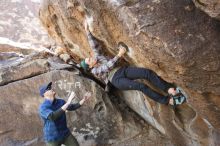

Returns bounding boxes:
[39,0,220,145]
[0,0,51,47]
[192,0,220,20]
[0,44,77,86]
[0,45,47,85]
[0,68,172,146]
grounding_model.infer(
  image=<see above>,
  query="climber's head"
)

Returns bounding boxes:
[39,82,56,100]
[80,57,97,71]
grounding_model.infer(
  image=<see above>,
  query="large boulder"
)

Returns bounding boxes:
[0,70,171,146]
[39,0,220,94]
[39,0,220,145]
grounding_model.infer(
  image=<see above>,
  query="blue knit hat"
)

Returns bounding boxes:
[39,82,52,97]
[80,59,89,71]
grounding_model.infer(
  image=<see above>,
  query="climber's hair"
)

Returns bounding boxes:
[80,59,89,71]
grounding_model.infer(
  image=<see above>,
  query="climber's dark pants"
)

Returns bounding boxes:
[111,67,174,104]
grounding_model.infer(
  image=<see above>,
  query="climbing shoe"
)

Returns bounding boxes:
[171,87,187,108]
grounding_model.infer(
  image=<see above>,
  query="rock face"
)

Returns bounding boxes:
[192,0,220,20]
[0,47,173,145]
[39,0,220,145]
[0,68,172,145]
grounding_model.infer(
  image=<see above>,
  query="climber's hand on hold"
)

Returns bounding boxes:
[117,46,127,57]
[117,42,128,57]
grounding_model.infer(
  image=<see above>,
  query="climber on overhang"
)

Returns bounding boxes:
[80,22,186,107]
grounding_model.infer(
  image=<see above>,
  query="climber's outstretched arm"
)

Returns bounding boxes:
[87,32,100,59]
[91,47,126,76]
[91,55,120,76]
[85,22,101,59]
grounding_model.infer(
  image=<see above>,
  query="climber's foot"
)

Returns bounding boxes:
[168,87,187,108]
